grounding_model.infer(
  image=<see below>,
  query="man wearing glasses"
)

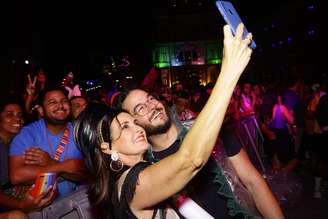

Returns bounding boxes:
[115,88,283,219]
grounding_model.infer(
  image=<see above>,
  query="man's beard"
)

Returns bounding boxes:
[143,105,172,136]
[44,114,68,126]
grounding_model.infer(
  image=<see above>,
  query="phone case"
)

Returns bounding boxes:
[31,173,56,197]
[216,0,256,49]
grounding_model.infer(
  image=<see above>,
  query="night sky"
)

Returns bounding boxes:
[0,0,324,95]
[1,1,153,83]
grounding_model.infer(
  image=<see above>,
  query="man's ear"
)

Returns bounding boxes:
[100,142,111,155]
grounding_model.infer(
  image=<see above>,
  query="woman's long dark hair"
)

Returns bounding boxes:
[74,102,126,219]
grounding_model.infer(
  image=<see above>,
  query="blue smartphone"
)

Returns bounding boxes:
[215,1,256,49]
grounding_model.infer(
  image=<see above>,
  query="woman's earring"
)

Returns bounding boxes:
[110,151,124,172]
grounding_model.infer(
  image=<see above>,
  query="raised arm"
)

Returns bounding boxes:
[131,24,253,211]
[24,74,37,114]
[179,23,252,165]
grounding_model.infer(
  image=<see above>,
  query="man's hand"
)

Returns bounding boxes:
[19,183,57,212]
[24,147,56,166]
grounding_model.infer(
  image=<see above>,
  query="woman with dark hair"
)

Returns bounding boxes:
[74,24,256,219]
[0,97,55,219]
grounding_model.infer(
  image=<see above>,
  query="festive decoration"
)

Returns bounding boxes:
[65,85,81,99]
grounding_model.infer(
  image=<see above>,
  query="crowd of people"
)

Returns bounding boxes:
[0,23,327,219]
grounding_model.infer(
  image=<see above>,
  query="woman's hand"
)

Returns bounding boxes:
[220,23,253,79]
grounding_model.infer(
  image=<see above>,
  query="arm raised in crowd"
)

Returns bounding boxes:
[24,74,37,114]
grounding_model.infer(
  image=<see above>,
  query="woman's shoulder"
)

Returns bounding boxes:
[117,161,152,198]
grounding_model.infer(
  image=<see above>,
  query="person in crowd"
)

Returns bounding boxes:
[172,82,184,93]
[189,85,208,114]
[260,89,298,172]
[282,77,305,155]
[300,83,324,163]
[115,25,284,219]
[0,97,55,219]
[9,87,87,201]
[172,90,196,122]
[312,82,328,198]
[24,69,47,123]
[239,82,256,117]
[252,84,264,118]
[224,84,242,125]
[70,96,88,119]
[158,86,173,107]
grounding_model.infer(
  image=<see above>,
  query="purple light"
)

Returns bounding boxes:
[287,37,293,44]
[272,43,277,48]
[307,5,316,11]
[308,30,315,35]
[307,28,317,38]
[86,80,94,86]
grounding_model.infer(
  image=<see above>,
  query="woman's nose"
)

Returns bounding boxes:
[13,115,22,123]
[135,125,143,133]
